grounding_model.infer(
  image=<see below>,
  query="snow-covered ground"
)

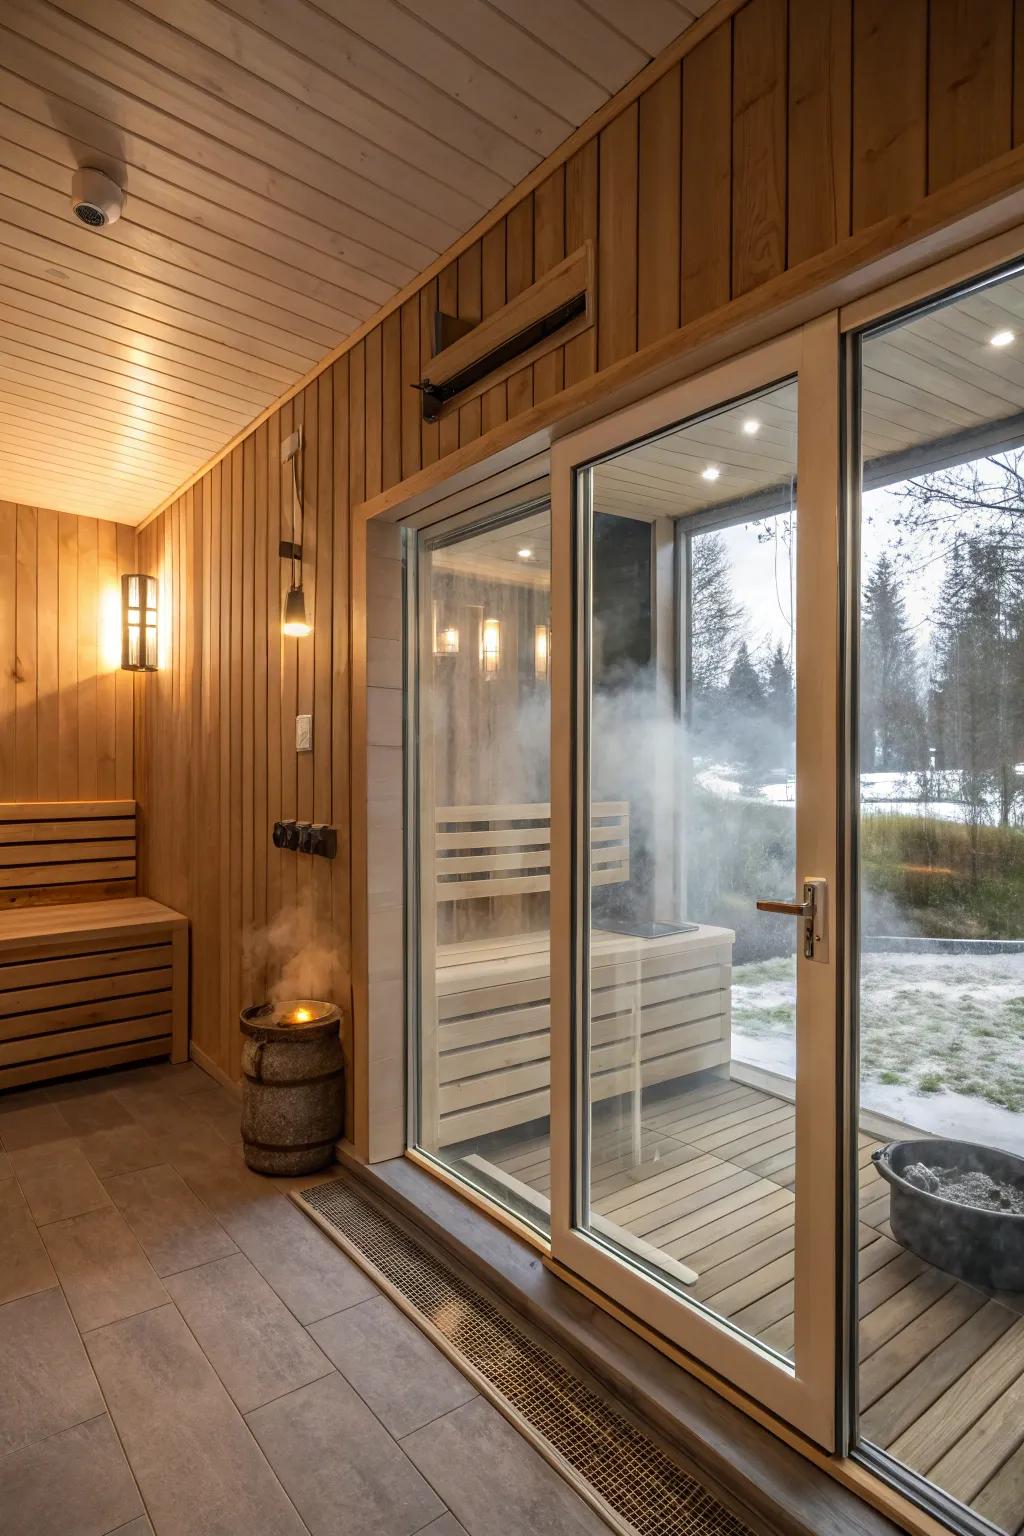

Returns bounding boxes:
[732,951,1024,1153]
[694,765,1024,825]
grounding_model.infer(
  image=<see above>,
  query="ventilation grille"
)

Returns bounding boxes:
[298,1178,754,1536]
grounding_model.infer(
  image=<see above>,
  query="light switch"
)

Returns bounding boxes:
[295,713,313,752]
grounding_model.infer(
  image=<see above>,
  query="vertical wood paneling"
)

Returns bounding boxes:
[0,506,15,802]
[419,280,440,469]
[115,522,135,800]
[381,309,403,490]
[76,515,97,802]
[788,0,852,265]
[928,0,1013,191]
[57,512,78,801]
[400,298,422,482]
[732,0,788,297]
[15,507,37,801]
[364,324,383,501]
[638,66,682,347]
[533,167,567,400]
[598,104,639,368]
[506,198,536,414]
[35,507,58,801]
[681,24,732,322]
[564,140,598,386]
[480,225,508,430]
[436,262,460,458]
[852,0,928,231]
[457,242,484,445]
[0,504,137,807]
[96,519,117,800]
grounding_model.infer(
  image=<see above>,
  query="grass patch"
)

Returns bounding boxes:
[733,952,1024,1114]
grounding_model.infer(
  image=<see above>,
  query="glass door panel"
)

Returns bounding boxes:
[852,264,1024,1532]
[412,505,553,1236]
[550,324,841,1446]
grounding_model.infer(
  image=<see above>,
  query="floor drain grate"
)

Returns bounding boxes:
[297,1177,754,1536]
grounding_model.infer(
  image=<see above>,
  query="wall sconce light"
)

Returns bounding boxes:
[534,623,550,681]
[281,427,312,638]
[283,585,311,637]
[435,624,460,656]
[480,617,501,676]
[121,573,158,671]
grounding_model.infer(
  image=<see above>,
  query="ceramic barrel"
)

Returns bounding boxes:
[239,1000,344,1175]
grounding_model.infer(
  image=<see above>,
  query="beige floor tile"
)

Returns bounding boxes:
[165,1252,333,1412]
[106,1163,237,1275]
[0,1288,104,1455]
[401,1397,609,1536]
[310,1294,476,1438]
[0,1413,144,1536]
[208,1189,379,1323]
[0,1147,12,1179]
[86,1304,307,1536]
[416,1518,469,1536]
[0,1096,75,1153]
[42,1207,168,1333]
[78,1121,167,1180]
[0,1177,57,1304]
[107,1520,154,1535]
[14,1142,112,1226]
[247,1372,445,1536]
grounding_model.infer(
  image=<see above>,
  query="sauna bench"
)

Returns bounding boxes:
[0,898,188,1091]
[428,923,733,1150]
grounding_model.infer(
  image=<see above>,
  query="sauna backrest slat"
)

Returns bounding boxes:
[0,801,137,909]
[434,802,628,902]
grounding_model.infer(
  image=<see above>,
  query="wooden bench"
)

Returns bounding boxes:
[0,801,188,1090]
[422,803,733,1151]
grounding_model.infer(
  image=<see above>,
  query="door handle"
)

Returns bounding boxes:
[756,878,828,962]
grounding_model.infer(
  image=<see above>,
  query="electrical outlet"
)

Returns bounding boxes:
[295,713,312,752]
[281,428,302,463]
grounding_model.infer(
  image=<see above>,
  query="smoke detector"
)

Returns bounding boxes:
[71,167,124,229]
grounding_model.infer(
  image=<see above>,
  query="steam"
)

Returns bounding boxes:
[244,893,343,1008]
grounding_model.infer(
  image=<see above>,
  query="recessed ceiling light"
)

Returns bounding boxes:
[517,547,533,560]
[990,329,1015,347]
[742,418,761,435]
[701,465,720,481]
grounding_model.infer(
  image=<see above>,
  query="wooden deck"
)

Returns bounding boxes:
[474,1075,1024,1534]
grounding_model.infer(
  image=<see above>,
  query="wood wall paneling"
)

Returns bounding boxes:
[851,0,928,231]
[681,22,732,323]
[598,104,639,368]
[787,0,851,265]
[0,503,134,806]
[927,0,1013,192]
[638,67,682,348]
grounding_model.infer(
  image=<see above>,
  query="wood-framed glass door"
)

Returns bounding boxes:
[548,316,843,1448]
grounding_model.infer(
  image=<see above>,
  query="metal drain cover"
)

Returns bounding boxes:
[296,1177,754,1536]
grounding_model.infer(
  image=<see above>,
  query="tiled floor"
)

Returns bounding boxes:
[0,1060,609,1536]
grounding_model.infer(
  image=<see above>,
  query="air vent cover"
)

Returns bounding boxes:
[296,1178,754,1536]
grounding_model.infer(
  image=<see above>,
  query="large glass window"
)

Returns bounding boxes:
[413,506,553,1233]
[855,269,1024,1533]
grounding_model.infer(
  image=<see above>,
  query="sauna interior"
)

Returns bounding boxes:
[4,3,1024,1535]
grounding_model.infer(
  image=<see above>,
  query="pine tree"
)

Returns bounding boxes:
[726,640,764,708]
[763,641,794,728]
[689,532,743,696]
[931,538,1024,828]
[860,552,926,771]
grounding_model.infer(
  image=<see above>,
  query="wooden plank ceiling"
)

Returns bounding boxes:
[0,0,708,526]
